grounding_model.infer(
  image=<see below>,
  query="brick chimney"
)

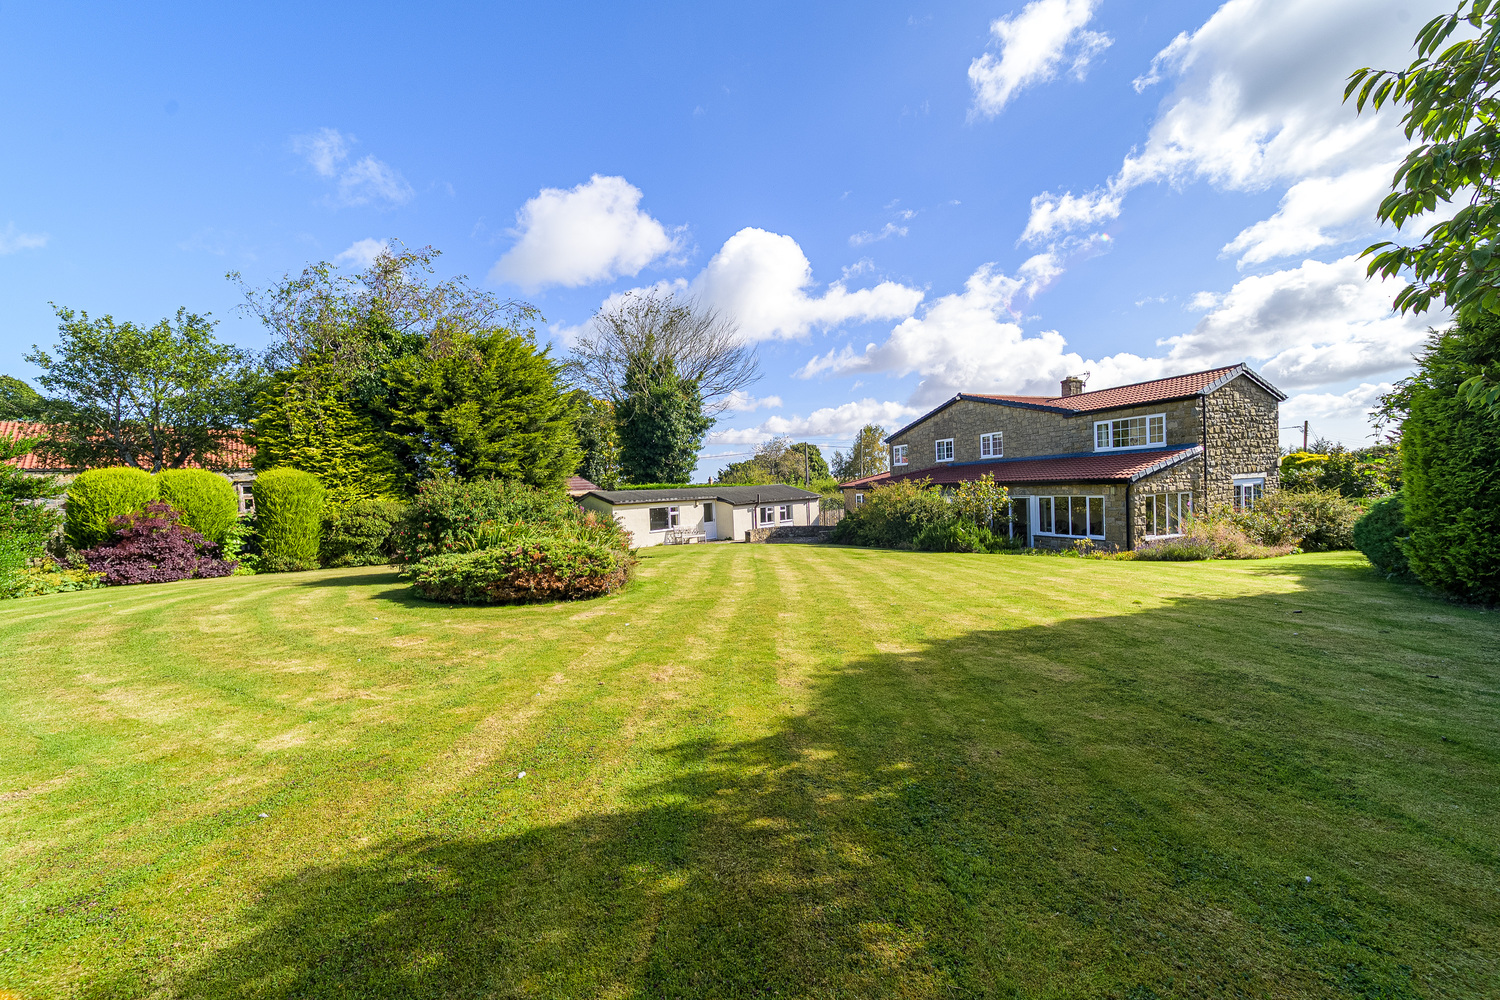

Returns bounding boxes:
[1060,374,1087,397]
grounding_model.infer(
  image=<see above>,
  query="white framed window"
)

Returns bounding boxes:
[979,432,1003,459]
[778,504,793,523]
[1143,491,1192,537]
[648,506,680,531]
[854,493,865,506]
[758,505,777,525]
[935,438,955,462]
[1033,495,1106,538]
[1233,476,1265,510]
[892,444,908,466]
[1094,413,1166,451]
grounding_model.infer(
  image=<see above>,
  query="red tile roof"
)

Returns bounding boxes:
[965,365,1276,413]
[566,475,600,496]
[841,445,1201,490]
[1,420,255,472]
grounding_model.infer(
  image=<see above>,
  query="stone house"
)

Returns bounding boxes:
[838,364,1285,550]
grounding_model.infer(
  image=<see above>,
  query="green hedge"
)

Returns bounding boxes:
[1353,494,1411,579]
[65,467,159,549]
[410,522,633,604]
[321,498,407,568]
[156,469,239,545]
[254,468,325,572]
[390,478,581,565]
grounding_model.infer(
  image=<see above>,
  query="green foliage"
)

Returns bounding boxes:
[831,478,952,548]
[251,358,404,511]
[321,498,408,568]
[616,356,712,486]
[915,521,1019,554]
[1393,317,1500,601]
[253,468,326,572]
[1347,2,1500,416]
[1233,489,1364,552]
[27,305,260,472]
[0,559,103,600]
[219,519,258,575]
[950,475,1011,531]
[1353,494,1412,580]
[383,329,579,489]
[830,424,888,482]
[1280,445,1400,498]
[154,469,239,545]
[0,374,46,420]
[572,394,621,490]
[718,437,831,486]
[65,467,159,550]
[410,518,633,604]
[390,478,582,565]
[605,482,711,492]
[0,434,64,584]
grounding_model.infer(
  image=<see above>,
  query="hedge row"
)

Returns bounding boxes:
[410,523,632,604]
[65,467,239,550]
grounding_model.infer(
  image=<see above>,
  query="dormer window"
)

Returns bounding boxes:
[979,432,1002,459]
[892,444,908,466]
[935,438,954,462]
[1094,413,1165,451]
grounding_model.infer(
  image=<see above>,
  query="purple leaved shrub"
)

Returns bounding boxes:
[79,501,237,586]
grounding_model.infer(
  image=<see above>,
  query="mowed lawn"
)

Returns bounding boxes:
[1,546,1497,999]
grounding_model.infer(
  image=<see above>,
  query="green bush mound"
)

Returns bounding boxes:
[832,478,954,548]
[392,478,582,565]
[0,560,102,599]
[321,498,408,568]
[1231,489,1363,551]
[915,521,1020,554]
[254,468,325,572]
[411,516,633,604]
[65,467,159,550]
[1353,494,1411,579]
[155,469,239,545]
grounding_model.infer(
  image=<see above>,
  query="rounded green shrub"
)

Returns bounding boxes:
[321,498,407,568]
[65,467,159,549]
[1353,494,1411,579]
[155,469,239,545]
[254,468,325,572]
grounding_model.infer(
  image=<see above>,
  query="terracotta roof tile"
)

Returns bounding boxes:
[1,420,255,472]
[965,365,1261,413]
[566,476,600,495]
[841,445,1201,490]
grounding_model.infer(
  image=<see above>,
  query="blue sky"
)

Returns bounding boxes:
[0,0,1451,475]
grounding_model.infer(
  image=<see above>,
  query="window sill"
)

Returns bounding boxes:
[1093,443,1165,452]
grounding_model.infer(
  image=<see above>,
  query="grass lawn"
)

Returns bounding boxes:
[1,545,1497,999]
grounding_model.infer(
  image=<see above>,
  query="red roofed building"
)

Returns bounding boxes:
[838,363,1286,550]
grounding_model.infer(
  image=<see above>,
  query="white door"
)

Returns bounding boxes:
[702,503,717,540]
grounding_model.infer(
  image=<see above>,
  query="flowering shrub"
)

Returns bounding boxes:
[0,560,103,599]
[410,519,634,604]
[78,501,237,586]
[1133,509,1295,561]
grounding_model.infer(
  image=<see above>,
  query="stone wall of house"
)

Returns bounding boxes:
[1202,377,1281,507]
[1130,456,1205,544]
[888,396,1203,474]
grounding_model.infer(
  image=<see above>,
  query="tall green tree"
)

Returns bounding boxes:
[251,358,404,509]
[572,394,621,489]
[0,375,46,421]
[615,355,712,485]
[383,329,579,489]
[831,424,888,481]
[717,436,830,485]
[1381,312,1500,600]
[1348,1,1500,415]
[25,306,259,472]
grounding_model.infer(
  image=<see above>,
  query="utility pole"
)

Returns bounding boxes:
[1303,420,1309,451]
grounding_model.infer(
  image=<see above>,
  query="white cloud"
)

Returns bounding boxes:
[708,398,922,446]
[801,253,1440,406]
[490,175,679,292]
[1221,162,1399,265]
[334,238,388,268]
[292,127,413,208]
[969,0,1111,118]
[688,227,924,341]
[1280,382,1396,448]
[723,390,784,413]
[849,222,909,246]
[0,223,48,254]
[1023,0,1453,248]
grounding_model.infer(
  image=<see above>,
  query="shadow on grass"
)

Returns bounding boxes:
[130,563,1500,997]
